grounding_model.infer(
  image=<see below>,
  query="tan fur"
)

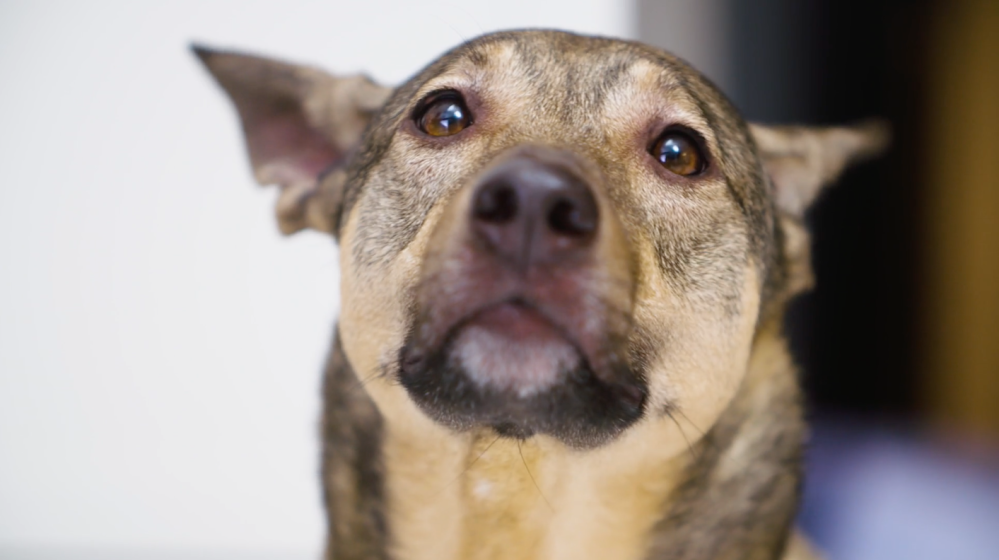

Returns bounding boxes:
[195,29,883,560]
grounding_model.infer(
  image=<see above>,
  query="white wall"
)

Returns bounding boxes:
[636,0,732,94]
[0,1,633,557]
[0,1,735,557]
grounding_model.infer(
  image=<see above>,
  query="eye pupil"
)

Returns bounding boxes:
[434,104,463,134]
[418,94,471,137]
[652,131,704,176]
[658,138,682,161]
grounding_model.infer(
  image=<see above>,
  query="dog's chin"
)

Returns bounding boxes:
[451,302,583,398]
[398,303,648,449]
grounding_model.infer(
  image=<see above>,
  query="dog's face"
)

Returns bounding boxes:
[197,30,885,449]
[350,33,770,449]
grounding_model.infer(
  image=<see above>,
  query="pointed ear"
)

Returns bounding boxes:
[749,120,890,217]
[193,45,392,235]
[751,120,890,299]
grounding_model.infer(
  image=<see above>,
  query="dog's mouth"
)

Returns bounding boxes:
[398,296,647,448]
[450,299,584,396]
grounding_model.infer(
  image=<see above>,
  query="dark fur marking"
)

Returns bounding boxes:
[645,329,804,560]
[321,330,388,560]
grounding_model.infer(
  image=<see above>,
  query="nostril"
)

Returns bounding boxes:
[548,197,597,237]
[474,183,518,224]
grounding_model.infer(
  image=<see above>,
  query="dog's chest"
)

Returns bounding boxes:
[382,429,687,560]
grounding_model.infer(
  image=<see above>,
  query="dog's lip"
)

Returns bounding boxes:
[402,295,594,374]
[449,297,587,356]
[464,299,571,342]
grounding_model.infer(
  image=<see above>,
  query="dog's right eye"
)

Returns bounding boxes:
[416,92,472,137]
[650,128,706,177]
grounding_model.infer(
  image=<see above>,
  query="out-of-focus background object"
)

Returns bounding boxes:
[923,0,999,443]
[645,1,998,559]
[1,1,996,559]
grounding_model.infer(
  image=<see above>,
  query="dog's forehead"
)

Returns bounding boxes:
[395,31,740,170]
[442,31,696,84]
[421,32,717,123]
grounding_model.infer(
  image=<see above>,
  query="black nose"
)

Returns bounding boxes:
[471,153,598,268]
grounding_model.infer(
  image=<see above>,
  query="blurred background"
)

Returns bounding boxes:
[1,1,996,559]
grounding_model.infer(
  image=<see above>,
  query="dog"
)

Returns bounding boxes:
[194,30,887,560]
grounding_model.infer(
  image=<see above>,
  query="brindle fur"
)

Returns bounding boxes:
[647,322,804,560]
[321,333,387,560]
[195,29,887,560]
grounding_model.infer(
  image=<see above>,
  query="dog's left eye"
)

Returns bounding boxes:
[416,92,472,137]
[650,129,706,176]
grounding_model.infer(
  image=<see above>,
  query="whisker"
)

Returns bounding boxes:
[518,440,554,512]
[665,407,701,463]
[345,369,385,395]
[670,406,744,470]
[673,407,708,440]
[432,434,502,500]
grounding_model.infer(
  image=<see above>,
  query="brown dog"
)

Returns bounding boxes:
[195,30,886,560]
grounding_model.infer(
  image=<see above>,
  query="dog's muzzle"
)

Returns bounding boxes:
[398,146,646,448]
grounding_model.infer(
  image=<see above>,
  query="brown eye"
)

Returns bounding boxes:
[651,129,705,176]
[416,92,471,137]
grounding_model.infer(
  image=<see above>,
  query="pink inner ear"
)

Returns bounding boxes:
[243,105,342,186]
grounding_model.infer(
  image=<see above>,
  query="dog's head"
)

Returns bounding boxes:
[197,30,886,449]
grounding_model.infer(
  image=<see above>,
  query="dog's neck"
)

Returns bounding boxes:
[321,321,803,560]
